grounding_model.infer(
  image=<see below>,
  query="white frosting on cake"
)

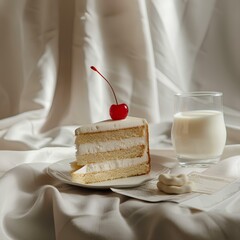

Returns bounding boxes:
[75,152,148,173]
[77,137,146,155]
[75,116,147,134]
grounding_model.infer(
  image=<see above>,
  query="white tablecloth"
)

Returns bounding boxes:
[1,145,240,240]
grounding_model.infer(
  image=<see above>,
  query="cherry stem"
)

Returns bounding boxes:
[90,66,118,105]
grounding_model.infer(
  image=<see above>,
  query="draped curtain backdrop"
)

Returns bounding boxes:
[1,1,240,239]
[0,0,240,151]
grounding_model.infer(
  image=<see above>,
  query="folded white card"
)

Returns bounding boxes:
[112,155,240,212]
[189,172,235,194]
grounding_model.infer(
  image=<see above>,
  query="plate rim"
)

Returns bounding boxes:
[47,154,168,189]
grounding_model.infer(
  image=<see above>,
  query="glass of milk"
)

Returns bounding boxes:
[171,92,226,167]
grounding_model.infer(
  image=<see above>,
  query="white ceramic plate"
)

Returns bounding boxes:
[47,154,170,189]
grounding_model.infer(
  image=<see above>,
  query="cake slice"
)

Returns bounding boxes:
[71,116,151,184]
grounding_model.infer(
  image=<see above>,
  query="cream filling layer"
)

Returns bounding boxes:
[75,152,148,174]
[77,137,146,155]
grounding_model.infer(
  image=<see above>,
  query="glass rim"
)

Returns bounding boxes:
[175,91,223,97]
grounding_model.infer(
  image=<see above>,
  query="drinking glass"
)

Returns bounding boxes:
[171,91,227,167]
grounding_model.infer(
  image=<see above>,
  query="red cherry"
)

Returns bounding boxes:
[90,66,129,120]
[110,103,129,120]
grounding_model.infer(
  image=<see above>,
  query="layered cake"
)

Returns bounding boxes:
[71,116,151,184]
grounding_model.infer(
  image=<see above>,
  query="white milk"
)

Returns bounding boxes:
[171,110,226,161]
